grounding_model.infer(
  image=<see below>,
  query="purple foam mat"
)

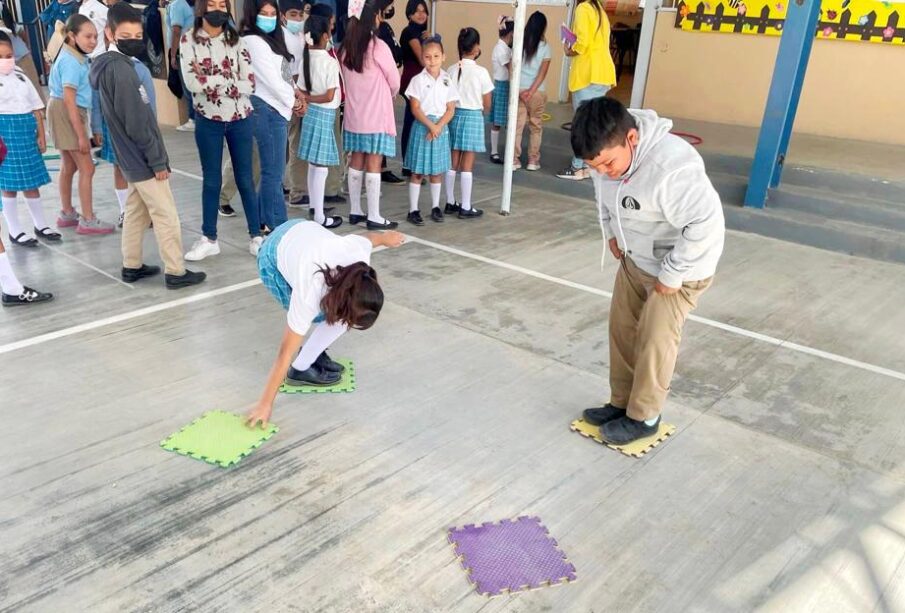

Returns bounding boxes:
[447,516,577,597]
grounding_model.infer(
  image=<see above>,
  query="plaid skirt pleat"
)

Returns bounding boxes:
[489,80,510,127]
[297,105,339,166]
[404,115,451,176]
[449,108,486,153]
[257,219,304,310]
[342,130,396,157]
[99,117,116,164]
[0,113,51,192]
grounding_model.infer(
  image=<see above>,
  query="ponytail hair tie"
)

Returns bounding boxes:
[497,14,509,27]
[304,31,314,46]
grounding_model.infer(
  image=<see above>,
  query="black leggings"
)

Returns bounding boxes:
[401,95,415,171]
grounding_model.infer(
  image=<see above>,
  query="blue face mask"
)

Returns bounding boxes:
[285,18,304,34]
[256,15,278,33]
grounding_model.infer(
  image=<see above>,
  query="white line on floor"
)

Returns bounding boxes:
[170,168,204,182]
[40,243,136,290]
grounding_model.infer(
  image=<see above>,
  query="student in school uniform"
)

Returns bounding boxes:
[1,2,44,103]
[245,221,405,428]
[80,0,119,59]
[488,15,513,164]
[404,36,457,226]
[281,0,309,207]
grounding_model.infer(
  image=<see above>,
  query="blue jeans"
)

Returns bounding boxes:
[252,96,289,230]
[194,115,260,240]
[571,84,610,170]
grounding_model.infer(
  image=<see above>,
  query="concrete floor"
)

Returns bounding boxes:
[2,127,905,613]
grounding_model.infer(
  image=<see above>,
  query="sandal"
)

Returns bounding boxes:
[34,226,62,242]
[9,232,38,248]
[321,216,343,229]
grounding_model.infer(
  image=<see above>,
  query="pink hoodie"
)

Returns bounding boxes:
[341,38,400,136]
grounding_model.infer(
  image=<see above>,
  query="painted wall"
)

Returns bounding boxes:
[643,10,905,145]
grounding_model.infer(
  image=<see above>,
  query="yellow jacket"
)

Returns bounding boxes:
[568,2,616,92]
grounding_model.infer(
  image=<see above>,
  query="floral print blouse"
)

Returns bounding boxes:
[180,28,255,122]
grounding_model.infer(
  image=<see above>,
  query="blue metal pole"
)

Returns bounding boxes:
[16,0,45,83]
[744,0,822,208]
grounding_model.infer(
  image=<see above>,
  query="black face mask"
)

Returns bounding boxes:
[116,38,145,58]
[383,6,395,19]
[73,42,90,55]
[204,10,230,28]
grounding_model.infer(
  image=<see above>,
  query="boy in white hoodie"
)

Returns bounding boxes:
[571,97,725,444]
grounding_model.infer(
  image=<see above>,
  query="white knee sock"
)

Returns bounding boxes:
[491,130,500,155]
[365,172,382,223]
[445,170,457,205]
[459,172,474,211]
[291,322,349,370]
[2,196,24,238]
[25,197,49,230]
[347,168,364,216]
[0,252,24,295]
[408,181,421,212]
[115,188,129,214]
[430,182,441,211]
[308,166,328,224]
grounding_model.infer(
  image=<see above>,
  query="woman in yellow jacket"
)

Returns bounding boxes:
[557,0,616,181]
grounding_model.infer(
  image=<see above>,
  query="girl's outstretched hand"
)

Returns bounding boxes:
[246,401,273,429]
[381,230,405,248]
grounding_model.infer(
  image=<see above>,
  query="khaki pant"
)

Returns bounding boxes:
[122,177,185,276]
[609,257,712,421]
[286,114,307,200]
[220,145,260,206]
[514,90,546,163]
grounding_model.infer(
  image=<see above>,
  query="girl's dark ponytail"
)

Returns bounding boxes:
[302,15,330,94]
[456,27,479,83]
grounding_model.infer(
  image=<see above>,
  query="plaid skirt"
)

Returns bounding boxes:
[404,115,451,177]
[0,113,51,192]
[298,105,339,167]
[489,80,510,127]
[342,130,396,157]
[449,108,486,153]
[99,117,116,164]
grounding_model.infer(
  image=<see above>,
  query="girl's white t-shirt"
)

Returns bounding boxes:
[276,221,373,336]
[447,59,494,110]
[491,39,512,81]
[405,69,459,117]
[0,68,44,115]
[299,48,341,109]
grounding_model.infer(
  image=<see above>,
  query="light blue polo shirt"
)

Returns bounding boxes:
[48,45,92,108]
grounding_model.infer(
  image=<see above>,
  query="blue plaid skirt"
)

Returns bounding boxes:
[0,113,51,192]
[342,130,396,157]
[449,108,486,153]
[99,117,116,164]
[298,105,339,167]
[404,115,451,177]
[489,80,510,127]
[257,218,326,324]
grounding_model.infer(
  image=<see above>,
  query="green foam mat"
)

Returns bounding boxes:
[160,410,278,468]
[279,358,356,394]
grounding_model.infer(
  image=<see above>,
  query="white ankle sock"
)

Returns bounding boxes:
[347,168,364,216]
[308,166,328,224]
[0,252,24,295]
[445,170,457,204]
[491,130,500,155]
[115,189,129,214]
[25,197,49,230]
[408,181,421,212]
[430,182,441,210]
[2,195,24,238]
[460,172,473,211]
[365,173,382,223]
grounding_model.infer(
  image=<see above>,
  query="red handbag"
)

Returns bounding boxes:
[0,135,7,167]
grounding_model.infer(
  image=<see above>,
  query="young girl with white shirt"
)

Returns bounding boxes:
[246,220,405,428]
[0,32,53,306]
[240,0,305,234]
[446,28,492,219]
[404,37,457,226]
[488,16,513,164]
[297,15,343,229]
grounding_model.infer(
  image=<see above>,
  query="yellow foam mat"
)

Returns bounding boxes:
[569,419,675,458]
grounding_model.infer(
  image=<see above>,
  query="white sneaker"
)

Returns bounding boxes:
[526,162,541,171]
[185,237,220,261]
[176,119,195,133]
[249,236,264,256]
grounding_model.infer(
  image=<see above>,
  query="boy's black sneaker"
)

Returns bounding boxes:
[165,269,207,289]
[2,286,53,307]
[407,211,424,226]
[402,168,412,177]
[445,202,460,214]
[582,403,626,426]
[458,207,484,219]
[600,415,660,445]
[430,207,444,223]
[121,264,161,283]
[218,204,236,217]
[285,365,341,387]
[314,351,345,374]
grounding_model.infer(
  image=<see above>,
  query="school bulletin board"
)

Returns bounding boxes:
[674,0,905,45]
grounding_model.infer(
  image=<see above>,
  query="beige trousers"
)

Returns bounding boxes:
[122,177,185,276]
[286,114,307,200]
[514,90,546,163]
[609,257,712,421]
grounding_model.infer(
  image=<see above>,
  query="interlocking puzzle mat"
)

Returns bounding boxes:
[447,516,577,597]
[279,358,355,394]
[570,418,675,458]
[160,410,278,468]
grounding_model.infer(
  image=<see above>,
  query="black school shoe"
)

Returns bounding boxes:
[324,194,346,204]
[382,170,405,185]
[285,364,341,386]
[349,214,366,225]
[367,218,398,230]
[165,269,207,289]
[600,415,660,445]
[407,211,424,226]
[121,264,161,283]
[490,153,503,164]
[307,206,336,219]
[2,286,53,307]
[445,202,460,215]
[218,204,237,217]
[458,207,484,219]
[582,403,626,426]
[430,207,444,223]
[314,351,345,374]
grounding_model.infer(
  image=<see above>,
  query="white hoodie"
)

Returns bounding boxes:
[590,110,725,287]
